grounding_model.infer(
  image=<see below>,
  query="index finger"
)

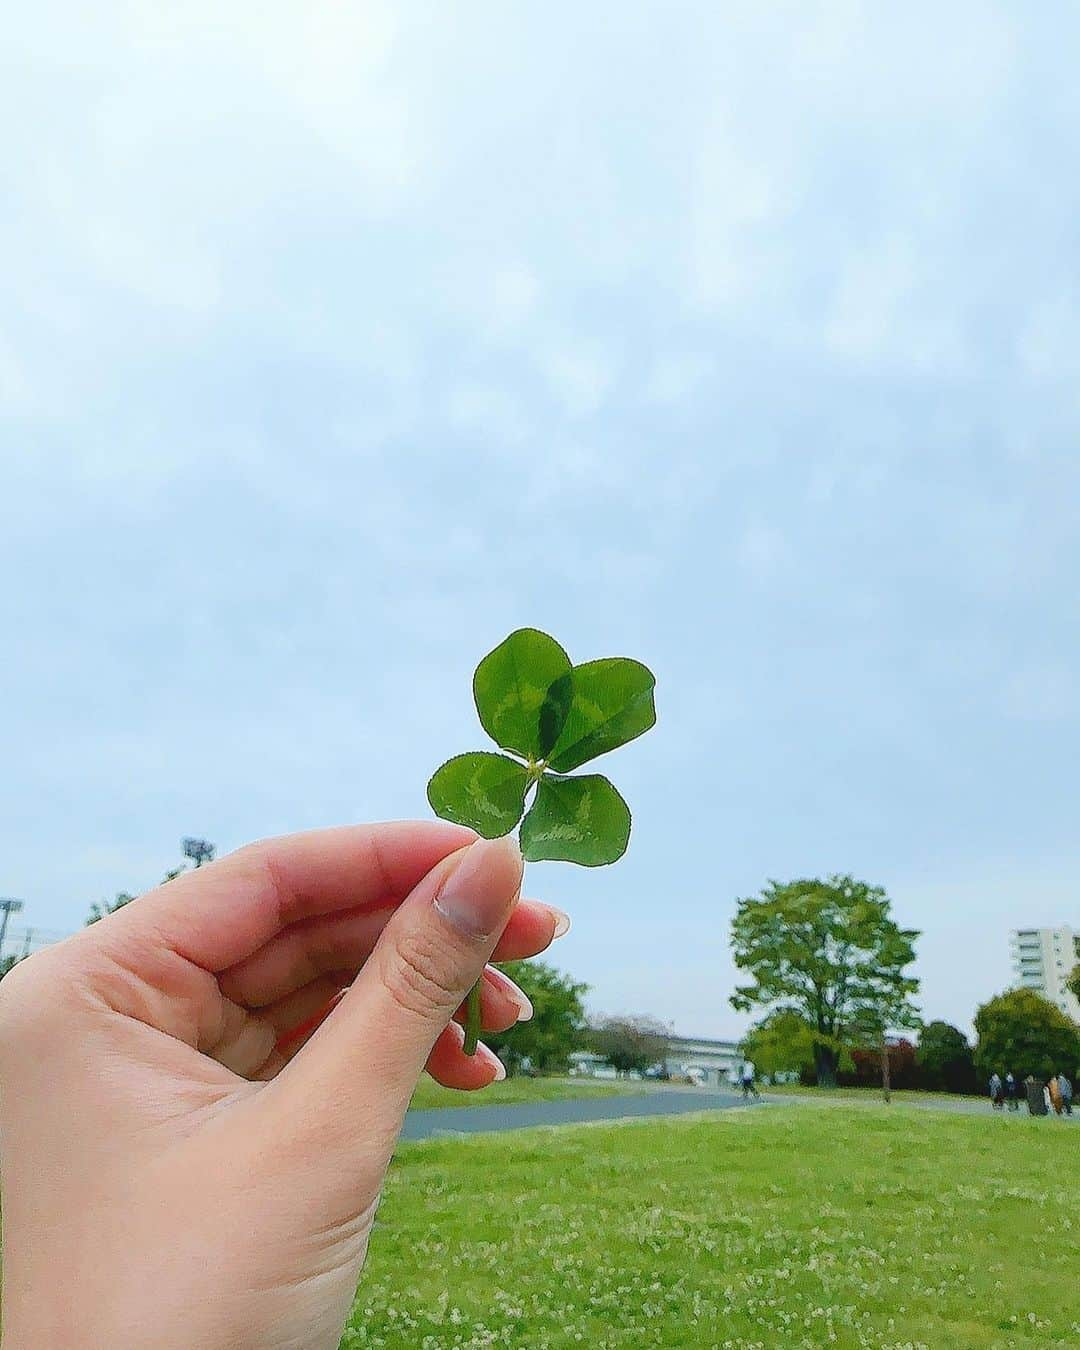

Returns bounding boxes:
[97,821,476,972]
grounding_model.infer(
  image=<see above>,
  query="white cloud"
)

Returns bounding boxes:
[487,264,541,331]
[446,384,529,447]
[537,340,618,416]
[643,352,714,405]
[689,118,784,311]
[83,217,222,314]
[822,236,968,374]
[0,335,34,415]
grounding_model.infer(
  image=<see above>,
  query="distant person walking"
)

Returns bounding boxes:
[740,1058,760,1102]
[988,1072,1003,1109]
[1058,1072,1073,1116]
[1004,1072,1019,1111]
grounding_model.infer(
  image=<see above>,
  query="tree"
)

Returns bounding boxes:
[974,988,1080,1082]
[590,1015,669,1076]
[1068,963,1080,1003]
[916,1020,976,1094]
[844,1037,919,1097]
[844,998,921,1102]
[485,960,589,1075]
[86,892,136,926]
[741,1009,816,1081]
[730,875,920,1088]
[0,954,21,980]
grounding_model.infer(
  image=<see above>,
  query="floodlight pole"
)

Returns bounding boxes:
[0,898,25,955]
[181,838,216,869]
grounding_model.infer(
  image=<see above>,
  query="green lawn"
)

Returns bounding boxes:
[345,1106,1079,1349]
[408,1075,635,1111]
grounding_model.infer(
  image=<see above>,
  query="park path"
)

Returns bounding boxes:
[400,1086,744,1141]
[764,1090,1078,1121]
[400,1083,1077,1142]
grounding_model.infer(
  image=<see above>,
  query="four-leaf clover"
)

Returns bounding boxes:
[427,629,657,865]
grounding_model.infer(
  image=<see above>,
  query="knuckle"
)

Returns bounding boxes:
[380,929,462,1024]
[231,841,295,925]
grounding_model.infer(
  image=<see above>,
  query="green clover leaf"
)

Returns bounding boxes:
[519,773,631,866]
[426,752,530,838]
[543,657,656,773]
[428,629,656,864]
[473,628,571,760]
[427,628,656,1053]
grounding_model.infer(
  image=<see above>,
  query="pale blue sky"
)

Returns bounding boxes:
[3,3,1079,1036]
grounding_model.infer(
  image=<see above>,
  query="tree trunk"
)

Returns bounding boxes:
[814,1043,837,1088]
[880,1041,891,1104]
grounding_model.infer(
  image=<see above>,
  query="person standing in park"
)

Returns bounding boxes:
[1004,1071,1019,1110]
[988,1071,1003,1108]
[1048,1073,1064,1116]
[1058,1072,1073,1115]
[741,1057,759,1102]
[1024,1075,1047,1115]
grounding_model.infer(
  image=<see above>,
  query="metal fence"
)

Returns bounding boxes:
[1,925,70,962]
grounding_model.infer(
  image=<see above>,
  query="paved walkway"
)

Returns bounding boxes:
[400,1087,744,1141]
[765,1090,1077,1121]
[401,1082,1078,1141]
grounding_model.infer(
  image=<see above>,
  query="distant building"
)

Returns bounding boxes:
[570,1033,742,1087]
[1010,926,1080,1021]
[663,1033,741,1086]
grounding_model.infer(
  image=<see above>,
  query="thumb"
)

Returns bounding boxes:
[266,833,523,1151]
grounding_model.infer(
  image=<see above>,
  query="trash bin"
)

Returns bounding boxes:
[1026,1078,1048,1116]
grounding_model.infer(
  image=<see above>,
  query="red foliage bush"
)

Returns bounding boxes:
[840,1038,919,1089]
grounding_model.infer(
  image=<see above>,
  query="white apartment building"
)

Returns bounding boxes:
[1010,926,1080,1021]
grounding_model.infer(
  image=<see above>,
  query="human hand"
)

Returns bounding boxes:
[0,823,562,1349]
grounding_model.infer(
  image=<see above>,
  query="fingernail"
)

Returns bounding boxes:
[547,905,571,939]
[434,834,523,940]
[484,965,534,1022]
[478,1043,506,1081]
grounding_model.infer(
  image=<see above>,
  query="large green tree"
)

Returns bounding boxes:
[485,960,589,1074]
[916,1020,976,1094]
[974,988,1080,1082]
[730,875,919,1087]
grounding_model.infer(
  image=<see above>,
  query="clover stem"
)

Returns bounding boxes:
[463,978,482,1055]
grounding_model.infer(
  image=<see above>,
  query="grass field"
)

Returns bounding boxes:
[409,1075,634,1111]
[344,1105,1079,1349]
